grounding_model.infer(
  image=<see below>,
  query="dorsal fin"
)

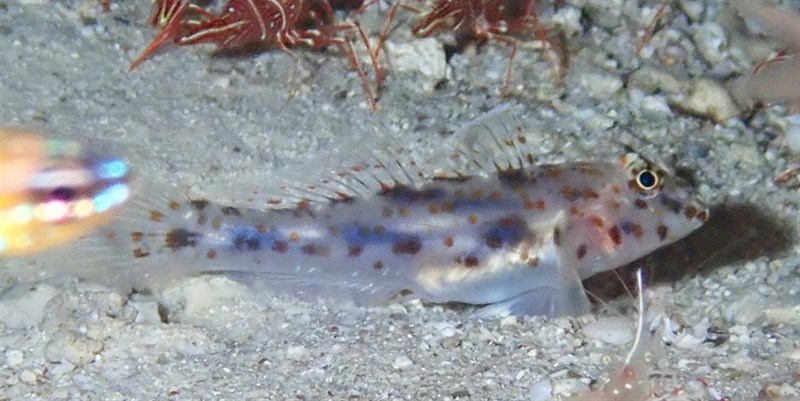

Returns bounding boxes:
[433,104,548,178]
[203,104,552,209]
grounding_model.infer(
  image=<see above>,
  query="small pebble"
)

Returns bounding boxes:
[691,22,728,64]
[44,331,103,366]
[528,379,553,401]
[385,38,448,92]
[628,67,683,94]
[582,316,634,345]
[286,345,309,362]
[19,369,37,384]
[392,355,414,369]
[580,72,623,99]
[673,79,740,122]
[4,349,24,367]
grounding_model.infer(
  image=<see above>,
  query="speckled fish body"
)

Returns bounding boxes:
[64,108,708,317]
[0,128,132,256]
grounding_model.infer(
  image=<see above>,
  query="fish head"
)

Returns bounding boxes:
[0,129,133,255]
[558,153,708,279]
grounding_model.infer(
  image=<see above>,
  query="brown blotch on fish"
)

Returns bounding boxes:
[211,216,222,230]
[472,189,485,199]
[271,240,288,253]
[536,199,546,210]
[150,210,165,222]
[207,249,217,259]
[582,188,600,199]
[131,232,144,242]
[498,168,530,187]
[634,199,648,209]
[374,224,386,235]
[561,186,579,202]
[301,243,331,257]
[657,224,668,241]
[133,247,150,258]
[428,204,440,214]
[289,232,300,241]
[168,200,181,210]
[190,199,209,210]
[379,184,445,203]
[523,197,535,210]
[528,256,540,267]
[488,191,503,201]
[590,215,604,228]
[696,209,708,222]
[468,214,478,224]
[544,167,562,178]
[463,255,480,268]
[197,213,207,226]
[348,245,363,257]
[684,205,698,219]
[622,222,644,239]
[441,201,454,213]
[220,206,241,216]
[373,260,384,270]
[576,244,588,260]
[443,236,454,247]
[399,207,410,218]
[257,224,268,234]
[165,228,200,249]
[553,227,562,246]
[392,236,423,255]
[608,225,622,246]
[382,207,393,217]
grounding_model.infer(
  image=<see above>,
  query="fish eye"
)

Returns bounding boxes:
[49,186,77,202]
[636,170,659,191]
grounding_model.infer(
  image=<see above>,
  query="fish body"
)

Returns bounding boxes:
[61,108,708,317]
[0,129,132,256]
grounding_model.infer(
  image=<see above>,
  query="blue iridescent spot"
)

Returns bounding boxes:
[97,159,128,180]
[94,183,130,213]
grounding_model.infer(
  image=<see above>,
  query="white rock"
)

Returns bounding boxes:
[44,331,103,366]
[582,316,634,345]
[19,370,37,384]
[551,7,582,37]
[385,38,448,92]
[4,349,24,367]
[528,379,553,401]
[392,355,413,369]
[286,345,309,362]
[692,22,728,64]
[784,115,800,153]
[129,299,162,324]
[580,72,623,99]
[641,94,674,118]
[675,79,740,122]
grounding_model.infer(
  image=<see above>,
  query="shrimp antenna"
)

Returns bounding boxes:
[625,268,646,365]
